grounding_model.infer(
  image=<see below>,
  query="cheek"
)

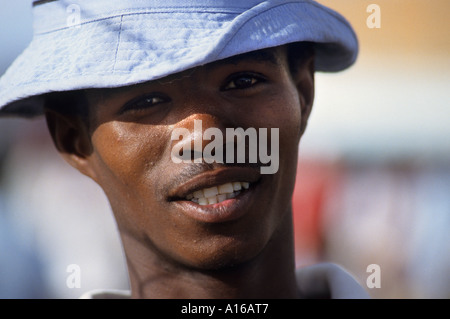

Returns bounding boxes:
[257,80,302,133]
[281,84,303,138]
[91,122,167,180]
[89,122,174,237]
[89,121,171,222]
[262,85,302,153]
[262,85,302,205]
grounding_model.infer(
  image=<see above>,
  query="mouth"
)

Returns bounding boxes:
[186,181,250,205]
[167,166,261,223]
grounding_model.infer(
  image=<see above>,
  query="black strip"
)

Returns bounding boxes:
[32,0,58,7]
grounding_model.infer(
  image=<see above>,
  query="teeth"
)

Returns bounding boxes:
[203,186,219,198]
[193,190,205,198]
[218,183,233,194]
[217,194,227,202]
[226,192,237,199]
[185,181,251,205]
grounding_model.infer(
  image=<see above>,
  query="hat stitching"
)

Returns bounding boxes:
[112,15,124,73]
[35,8,243,35]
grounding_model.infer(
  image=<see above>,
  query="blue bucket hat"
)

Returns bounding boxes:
[0,0,358,117]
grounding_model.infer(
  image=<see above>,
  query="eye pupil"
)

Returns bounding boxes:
[223,73,262,91]
[146,97,158,104]
[121,94,168,114]
[235,76,254,88]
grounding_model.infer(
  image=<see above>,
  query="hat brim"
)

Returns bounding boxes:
[0,0,358,117]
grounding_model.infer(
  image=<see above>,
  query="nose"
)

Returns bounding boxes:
[169,79,235,163]
[170,112,229,164]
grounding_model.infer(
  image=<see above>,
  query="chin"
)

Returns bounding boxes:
[174,232,271,272]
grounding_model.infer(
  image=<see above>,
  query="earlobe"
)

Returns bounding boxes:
[45,109,98,181]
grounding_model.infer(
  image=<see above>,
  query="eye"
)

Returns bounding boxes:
[222,73,266,91]
[120,93,170,114]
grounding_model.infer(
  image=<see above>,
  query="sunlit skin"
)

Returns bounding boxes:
[45,45,315,298]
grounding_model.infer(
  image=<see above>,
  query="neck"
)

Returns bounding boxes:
[120,211,298,299]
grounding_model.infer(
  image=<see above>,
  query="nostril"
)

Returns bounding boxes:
[171,118,230,164]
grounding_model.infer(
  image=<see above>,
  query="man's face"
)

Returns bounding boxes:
[80,46,312,270]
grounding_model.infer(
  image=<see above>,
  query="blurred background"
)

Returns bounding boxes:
[0,0,448,298]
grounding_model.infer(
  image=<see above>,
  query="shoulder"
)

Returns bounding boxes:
[296,262,370,299]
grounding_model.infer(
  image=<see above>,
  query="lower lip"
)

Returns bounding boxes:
[171,186,257,223]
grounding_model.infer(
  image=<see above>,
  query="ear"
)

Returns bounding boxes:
[45,109,98,181]
[291,53,315,136]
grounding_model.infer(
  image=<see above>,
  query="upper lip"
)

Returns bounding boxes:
[167,166,261,201]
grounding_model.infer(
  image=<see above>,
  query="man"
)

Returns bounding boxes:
[0,0,368,298]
